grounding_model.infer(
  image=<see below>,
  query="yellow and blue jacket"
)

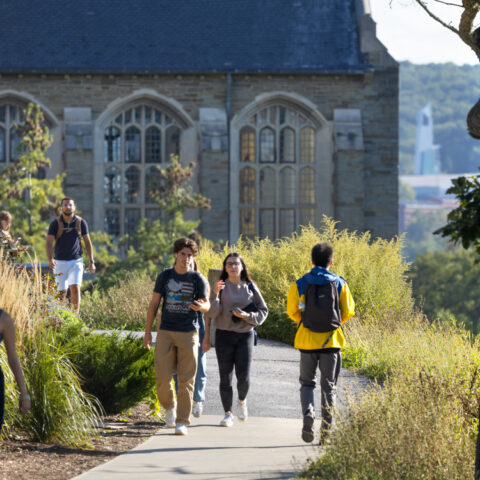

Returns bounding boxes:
[287,266,355,350]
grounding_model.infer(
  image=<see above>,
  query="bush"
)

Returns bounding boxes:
[81,273,153,330]
[0,258,102,446]
[300,369,477,479]
[86,219,412,342]
[410,248,480,334]
[54,308,88,343]
[197,219,413,344]
[68,331,155,414]
[343,311,479,382]
[2,330,102,447]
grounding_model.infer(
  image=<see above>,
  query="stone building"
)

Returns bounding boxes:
[0,0,398,243]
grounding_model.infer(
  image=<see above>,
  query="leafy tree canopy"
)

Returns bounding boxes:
[93,156,211,289]
[434,170,480,256]
[0,103,65,260]
[410,248,480,334]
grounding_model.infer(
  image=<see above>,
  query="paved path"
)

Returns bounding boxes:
[73,337,371,480]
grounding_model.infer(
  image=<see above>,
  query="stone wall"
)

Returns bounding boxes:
[0,65,398,241]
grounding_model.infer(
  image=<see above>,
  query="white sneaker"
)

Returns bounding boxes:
[237,399,248,421]
[175,423,188,435]
[220,412,234,427]
[164,408,176,428]
[192,401,203,418]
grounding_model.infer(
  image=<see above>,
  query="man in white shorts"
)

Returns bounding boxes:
[46,197,95,314]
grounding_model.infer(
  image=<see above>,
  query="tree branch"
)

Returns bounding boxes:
[430,0,463,7]
[414,0,460,35]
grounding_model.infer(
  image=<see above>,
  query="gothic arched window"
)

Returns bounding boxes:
[103,103,183,237]
[238,104,318,239]
[0,103,27,163]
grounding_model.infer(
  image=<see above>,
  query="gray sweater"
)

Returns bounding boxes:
[208,280,268,333]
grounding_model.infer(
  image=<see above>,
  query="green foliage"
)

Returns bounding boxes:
[197,219,412,344]
[54,308,88,343]
[93,156,210,289]
[403,208,450,260]
[434,170,480,257]
[7,329,102,446]
[87,231,119,275]
[82,272,153,330]
[343,310,478,381]
[410,248,480,333]
[0,103,65,259]
[300,368,477,480]
[68,331,155,414]
[400,62,480,174]
[148,156,211,214]
[399,181,415,202]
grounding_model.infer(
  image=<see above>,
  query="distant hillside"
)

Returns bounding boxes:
[400,62,480,175]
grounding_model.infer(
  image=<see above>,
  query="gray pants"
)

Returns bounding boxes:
[299,350,341,429]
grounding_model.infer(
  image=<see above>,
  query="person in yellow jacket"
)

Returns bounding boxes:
[287,242,355,444]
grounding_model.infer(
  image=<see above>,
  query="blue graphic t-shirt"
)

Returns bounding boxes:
[154,268,208,332]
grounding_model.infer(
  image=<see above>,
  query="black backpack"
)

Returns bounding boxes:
[301,281,341,333]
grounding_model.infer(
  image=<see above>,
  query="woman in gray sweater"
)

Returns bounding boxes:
[203,253,268,427]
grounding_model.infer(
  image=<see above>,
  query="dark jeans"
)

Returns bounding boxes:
[215,329,254,413]
[299,350,341,430]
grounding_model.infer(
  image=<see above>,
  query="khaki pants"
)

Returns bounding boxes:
[155,329,199,425]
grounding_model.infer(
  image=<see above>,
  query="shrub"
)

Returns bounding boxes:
[197,219,412,344]
[343,311,479,382]
[300,369,477,480]
[0,258,103,446]
[410,248,480,334]
[8,330,101,447]
[68,331,155,414]
[54,308,88,343]
[81,273,153,330]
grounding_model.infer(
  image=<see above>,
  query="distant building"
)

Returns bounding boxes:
[398,173,473,232]
[0,0,399,242]
[414,104,441,175]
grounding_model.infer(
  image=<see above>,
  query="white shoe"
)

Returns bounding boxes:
[220,412,234,427]
[175,423,188,435]
[237,399,248,421]
[165,408,176,428]
[192,401,203,418]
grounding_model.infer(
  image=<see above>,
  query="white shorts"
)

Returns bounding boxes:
[54,258,84,291]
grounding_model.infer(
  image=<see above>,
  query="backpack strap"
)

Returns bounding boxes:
[75,216,83,238]
[55,216,64,240]
[55,215,83,241]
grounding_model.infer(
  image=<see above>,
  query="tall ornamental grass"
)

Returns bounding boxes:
[84,219,412,339]
[343,311,480,381]
[300,368,478,480]
[197,219,413,343]
[81,272,152,330]
[0,256,41,344]
[0,258,102,446]
[18,331,101,446]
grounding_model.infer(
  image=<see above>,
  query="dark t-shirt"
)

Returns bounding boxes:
[154,268,208,332]
[47,216,89,261]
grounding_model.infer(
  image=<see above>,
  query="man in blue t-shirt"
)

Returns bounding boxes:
[144,237,210,436]
[46,197,95,314]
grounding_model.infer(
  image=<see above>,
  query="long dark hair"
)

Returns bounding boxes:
[219,252,252,282]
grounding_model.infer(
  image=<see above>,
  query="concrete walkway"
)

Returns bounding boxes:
[73,337,370,480]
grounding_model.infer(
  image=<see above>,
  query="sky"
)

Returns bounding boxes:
[370,0,479,65]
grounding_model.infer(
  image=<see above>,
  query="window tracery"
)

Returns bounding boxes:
[103,103,182,237]
[238,104,317,239]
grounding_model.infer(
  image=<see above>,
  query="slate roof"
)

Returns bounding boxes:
[0,0,368,74]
